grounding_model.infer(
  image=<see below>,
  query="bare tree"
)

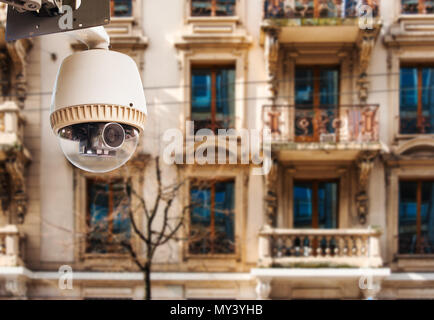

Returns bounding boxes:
[113,157,207,300]
[54,157,230,300]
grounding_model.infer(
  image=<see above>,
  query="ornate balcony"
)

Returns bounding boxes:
[401,0,434,14]
[261,0,381,43]
[258,227,383,268]
[264,0,379,20]
[263,104,380,158]
[0,225,26,267]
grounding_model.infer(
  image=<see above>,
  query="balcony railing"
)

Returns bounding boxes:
[0,225,25,267]
[402,0,434,14]
[258,227,383,268]
[264,0,379,19]
[263,104,379,144]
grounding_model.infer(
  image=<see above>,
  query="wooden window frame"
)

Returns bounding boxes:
[73,163,146,270]
[294,65,341,143]
[293,179,340,229]
[86,177,132,254]
[191,0,236,17]
[400,64,434,134]
[191,65,235,133]
[399,179,434,255]
[188,178,236,256]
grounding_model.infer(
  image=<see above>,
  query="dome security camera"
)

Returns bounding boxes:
[50,49,147,173]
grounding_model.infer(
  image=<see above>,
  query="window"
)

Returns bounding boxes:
[399,180,434,255]
[191,66,235,133]
[294,66,339,142]
[111,0,133,17]
[293,180,338,229]
[400,66,434,134]
[191,0,236,17]
[86,178,131,254]
[189,179,235,255]
[402,0,434,14]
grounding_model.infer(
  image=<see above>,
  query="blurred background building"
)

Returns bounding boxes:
[0,0,434,299]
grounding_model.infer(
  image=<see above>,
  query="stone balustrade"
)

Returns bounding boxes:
[258,227,383,268]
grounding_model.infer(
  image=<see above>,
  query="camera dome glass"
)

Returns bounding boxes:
[58,122,139,173]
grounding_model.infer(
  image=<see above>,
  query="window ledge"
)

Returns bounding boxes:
[395,134,434,140]
[83,253,131,260]
[185,254,238,260]
[394,255,434,272]
[187,16,240,24]
[399,14,434,21]
[396,254,434,259]
[110,17,135,23]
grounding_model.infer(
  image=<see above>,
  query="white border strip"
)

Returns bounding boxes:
[386,273,434,281]
[0,268,252,282]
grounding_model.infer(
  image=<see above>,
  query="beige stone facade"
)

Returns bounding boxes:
[1,0,434,300]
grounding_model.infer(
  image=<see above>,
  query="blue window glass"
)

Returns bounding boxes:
[295,67,339,140]
[192,0,235,17]
[399,181,434,254]
[216,0,236,16]
[294,182,314,229]
[422,68,434,133]
[400,67,434,134]
[189,180,235,255]
[87,179,131,254]
[191,67,235,133]
[111,0,132,17]
[293,181,338,229]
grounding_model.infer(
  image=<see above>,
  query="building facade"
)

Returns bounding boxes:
[0,0,434,299]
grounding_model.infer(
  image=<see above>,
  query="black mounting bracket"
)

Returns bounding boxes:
[5,0,110,42]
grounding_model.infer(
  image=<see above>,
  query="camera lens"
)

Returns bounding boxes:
[102,123,125,149]
[57,122,139,173]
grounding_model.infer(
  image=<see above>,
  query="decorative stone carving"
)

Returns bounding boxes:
[356,16,381,103]
[356,151,377,224]
[357,29,378,104]
[264,27,280,104]
[6,38,33,109]
[264,158,278,227]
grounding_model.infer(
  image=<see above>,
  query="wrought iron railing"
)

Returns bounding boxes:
[258,227,383,268]
[400,115,434,135]
[263,0,379,19]
[263,104,379,143]
[401,0,434,14]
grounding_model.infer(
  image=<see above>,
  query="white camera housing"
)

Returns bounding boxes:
[50,49,147,173]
